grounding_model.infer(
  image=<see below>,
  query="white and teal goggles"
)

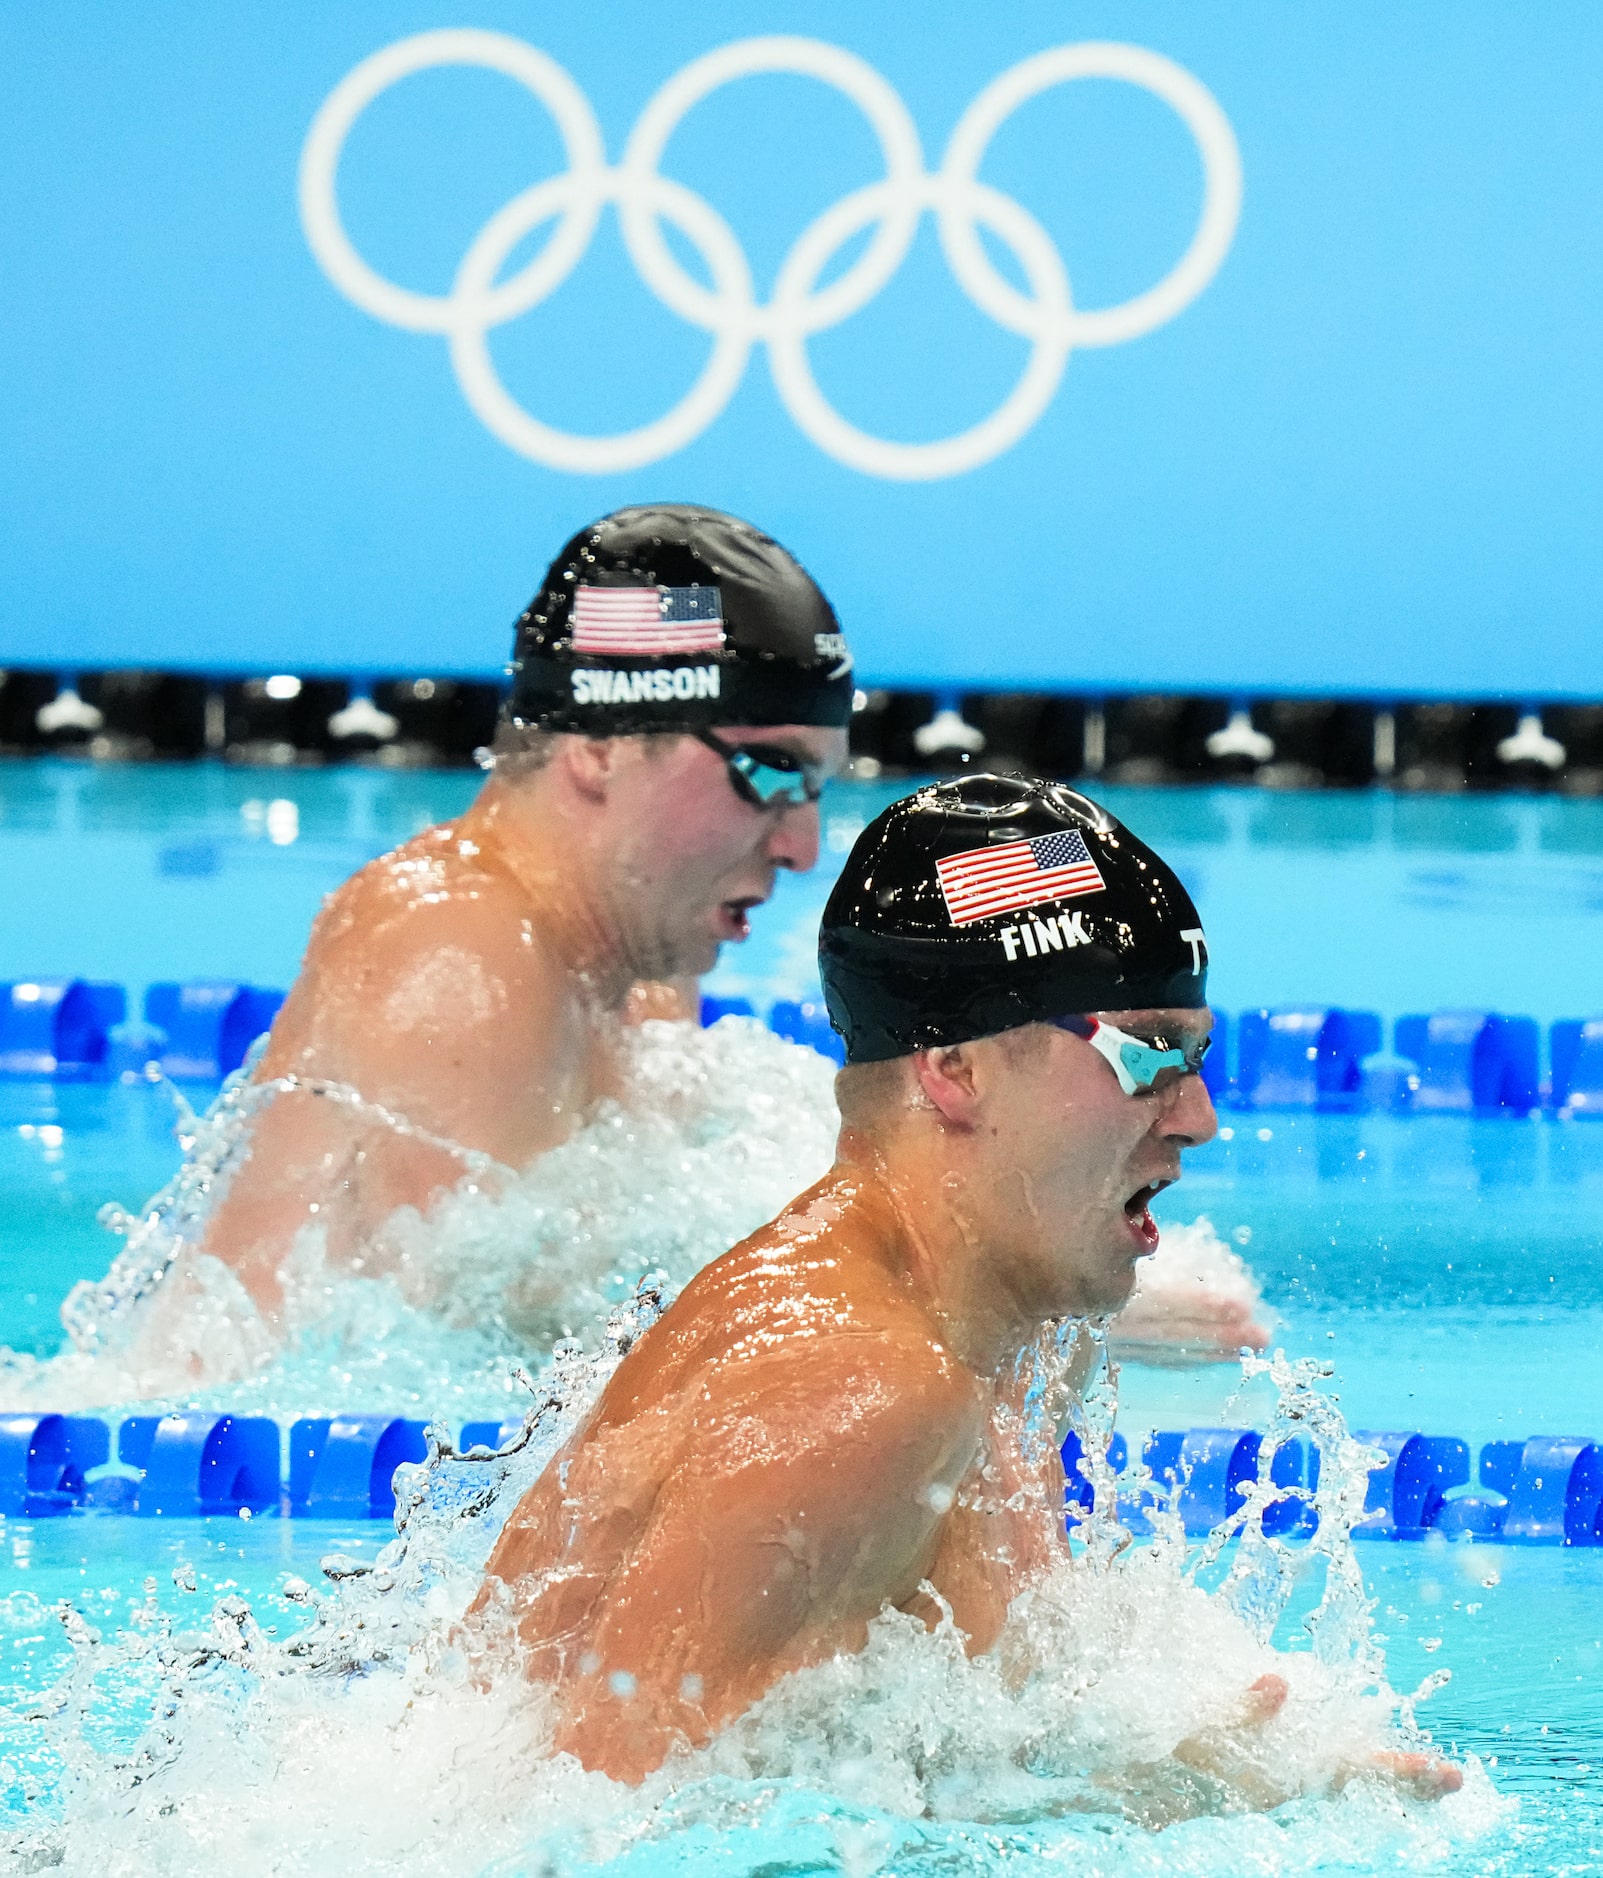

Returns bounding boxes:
[1051,1014,1211,1097]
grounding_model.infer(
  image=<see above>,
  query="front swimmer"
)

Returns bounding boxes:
[471,775,1459,1798]
[195,503,852,1320]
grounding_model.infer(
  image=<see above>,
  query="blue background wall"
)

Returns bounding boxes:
[3,3,1601,695]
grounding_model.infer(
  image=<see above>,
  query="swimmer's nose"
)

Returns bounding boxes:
[766,799,821,873]
[1162,1072,1218,1148]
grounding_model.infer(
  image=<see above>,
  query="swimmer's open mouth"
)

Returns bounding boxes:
[719,896,763,940]
[1122,1177,1173,1253]
[1123,1177,1174,1217]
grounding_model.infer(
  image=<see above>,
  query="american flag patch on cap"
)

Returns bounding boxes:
[935,829,1106,926]
[570,585,726,656]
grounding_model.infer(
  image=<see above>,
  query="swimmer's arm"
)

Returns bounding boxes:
[1107,1291,1271,1366]
[261,881,579,1166]
[545,1343,983,1782]
[197,884,576,1315]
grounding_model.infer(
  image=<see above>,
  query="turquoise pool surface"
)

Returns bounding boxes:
[4,760,1600,1437]
[4,1086,1603,1452]
[4,759,1603,1020]
[3,760,1603,1871]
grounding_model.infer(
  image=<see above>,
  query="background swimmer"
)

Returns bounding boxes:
[51,510,1262,1404]
[189,504,853,1321]
[472,777,1424,1795]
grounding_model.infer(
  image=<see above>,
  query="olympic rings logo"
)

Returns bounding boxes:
[299,31,1242,481]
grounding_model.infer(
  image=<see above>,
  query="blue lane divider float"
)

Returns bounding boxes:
[143,981,285,1081]
[1393,1011,1541,1115]
[4,1413,1603,1540]
[766,998,846,1066]
[699,994,755,1026]
[288,1416,429,1517]
[1061,1430,1129,1514]
[1059,1428,1603,1546]
[0,979,284,1083]
[119,1413,280,1517]
[1352,1432,1469,1538]
[1489,1436,1603,1544]
[1141,1428,1313,1538]
[0,1413,110,1515]
[1200,1011,1230,1099]
[1067,1428,1311,1538]
[0,981,127,1079]
[1552,1020,1603,1116]
[4,984,1603,1113]
[1234,1009,1382,1113]
[696,998,1603,1114]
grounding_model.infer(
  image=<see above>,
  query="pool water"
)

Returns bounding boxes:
[3,760,1603,1872]
[6,1090,1603,1448]
[5,757,1603,1017]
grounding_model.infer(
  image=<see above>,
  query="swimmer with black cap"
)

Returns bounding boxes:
[176,505,851,1332]
[822,770,1268,1362]
[474,775,1458,1801]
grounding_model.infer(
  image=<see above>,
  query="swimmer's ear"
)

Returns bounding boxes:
[913,1044,982,1130]
[562,735,626,803]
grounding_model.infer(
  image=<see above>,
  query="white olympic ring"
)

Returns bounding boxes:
[298,31,1242,481]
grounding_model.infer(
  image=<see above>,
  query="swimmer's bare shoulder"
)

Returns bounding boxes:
[478,1175,988,1780]
[617,1173,974,1396]
[259,821,586,1159]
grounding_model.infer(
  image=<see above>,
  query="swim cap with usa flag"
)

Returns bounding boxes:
[506,503,853,735]
[819,774,1208,1064]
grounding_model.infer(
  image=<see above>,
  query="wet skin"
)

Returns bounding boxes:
[474,1010,1460,1799]
[195,726,845,1318]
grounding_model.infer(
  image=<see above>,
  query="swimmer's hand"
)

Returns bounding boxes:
[1159,1674,1461,1817]
[1108,1219,1271,1368]
[1166,1671,1290,1807]
[1343,1747,1464,1798]
[1108,1288,1271,1368]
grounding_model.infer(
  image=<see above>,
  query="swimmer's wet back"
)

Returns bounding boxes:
[818,773,1210,1063]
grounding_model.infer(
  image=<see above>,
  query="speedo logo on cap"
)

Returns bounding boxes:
[814,631,851,675]
[935,830,1107,926]
[571,667,721,706]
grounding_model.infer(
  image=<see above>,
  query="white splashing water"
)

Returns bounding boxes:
[0,1017,1508,1868]
[0,1019,1256,1420]
[5,1299,1505,1876]
[1120,1217,1265,1327]
[0,1020,839,1416]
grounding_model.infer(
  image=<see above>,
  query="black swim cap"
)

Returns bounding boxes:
[505,504,853,734]
[819,775,1209,1065]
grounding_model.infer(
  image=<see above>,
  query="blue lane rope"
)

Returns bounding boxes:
[4,980,1602,1112]
[1,1412,1598,1542]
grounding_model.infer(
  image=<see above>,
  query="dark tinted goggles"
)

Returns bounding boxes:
[696,729,826,809]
